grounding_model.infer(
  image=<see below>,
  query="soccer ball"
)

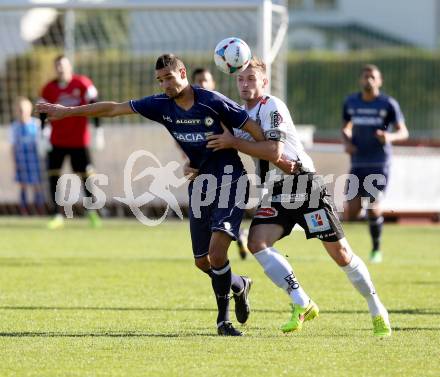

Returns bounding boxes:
[214,37,252,74]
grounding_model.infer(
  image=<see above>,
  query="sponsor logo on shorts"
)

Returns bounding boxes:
[254,207,278,218]
[271,193,308,203]
[316,231,336,239]
[304,209,331,233]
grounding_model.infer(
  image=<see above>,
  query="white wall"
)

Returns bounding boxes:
[289,0,439,49]
[339,0,437,48]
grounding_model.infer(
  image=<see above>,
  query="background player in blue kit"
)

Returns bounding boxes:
[342,64,409,263]
[36,54,286,336]
[192,67,216,91]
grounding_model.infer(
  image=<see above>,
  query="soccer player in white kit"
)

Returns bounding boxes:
[207,57,391,336]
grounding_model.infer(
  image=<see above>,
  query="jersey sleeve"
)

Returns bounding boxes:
[78,75,98,103]
[259,98,290,143]
[85,85,98,102]
[129,96,159,121]
[387,97,405,125]
[233,128,254,141]
[214,93,249,130]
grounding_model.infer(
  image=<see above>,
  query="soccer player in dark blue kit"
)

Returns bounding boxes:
[191,67,250,260]
[342,64,408,263]
[36,54,285,336]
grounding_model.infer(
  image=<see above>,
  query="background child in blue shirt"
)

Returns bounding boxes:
[10,97,45,214]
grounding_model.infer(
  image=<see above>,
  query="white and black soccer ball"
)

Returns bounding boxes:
[214,37,252,74]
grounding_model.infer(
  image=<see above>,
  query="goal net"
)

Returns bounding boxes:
[0,0,288,207]
[0,0,288,126]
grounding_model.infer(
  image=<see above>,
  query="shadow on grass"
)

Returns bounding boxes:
[0,223,48,230]
[0,331,214,338]
[413,281,440,286]
[0,306,439,316]
[358,326,440,332]
[393,327,440,331]
[0,306,217,312]
[0,257,188,267]
[325,308,440,316]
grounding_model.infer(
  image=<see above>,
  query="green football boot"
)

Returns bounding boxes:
[370,250,383,264]
[47,214,64,230]
[372,315,392,337]
[281,300,319,333]
[88,210,102,229]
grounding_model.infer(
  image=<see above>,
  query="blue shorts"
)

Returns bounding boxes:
[346,165,389,201]
[188,173,248,259]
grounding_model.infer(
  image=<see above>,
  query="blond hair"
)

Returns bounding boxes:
[15,96,33,110]
[247,57,266,74]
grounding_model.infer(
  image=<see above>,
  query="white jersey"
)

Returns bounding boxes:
[234,94,315,182]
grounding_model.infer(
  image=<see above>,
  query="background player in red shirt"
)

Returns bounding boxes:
[40,55,103,229]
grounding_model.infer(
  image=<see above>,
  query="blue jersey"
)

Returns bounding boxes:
[10,117,42,184]
[130,86,248,179]
[343,92,404,167]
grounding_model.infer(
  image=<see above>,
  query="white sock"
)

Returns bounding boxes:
[341,254,387,318]
[253,247,310,307]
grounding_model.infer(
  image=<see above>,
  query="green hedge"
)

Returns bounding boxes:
[2,48,439,138]
[286,50,440,138]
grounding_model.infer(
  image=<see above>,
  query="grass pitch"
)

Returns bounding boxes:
[0,218,439,377]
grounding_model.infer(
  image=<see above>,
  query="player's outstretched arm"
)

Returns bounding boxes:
[35,101,134,121]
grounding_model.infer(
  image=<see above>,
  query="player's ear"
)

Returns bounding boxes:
[262,77,269,88]
[377,75,383,88]
[180,68,187,80]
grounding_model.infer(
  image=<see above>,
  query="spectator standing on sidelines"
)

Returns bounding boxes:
[10,96,45,215]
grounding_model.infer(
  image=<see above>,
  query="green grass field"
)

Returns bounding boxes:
[0,218,439,377]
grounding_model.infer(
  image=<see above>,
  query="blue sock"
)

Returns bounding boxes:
[211,260,232,325]
[20,188,28,209]
[231,274,245,294]
[369,216,384,251]
[205,268,244,294]
[34,190,45,207]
